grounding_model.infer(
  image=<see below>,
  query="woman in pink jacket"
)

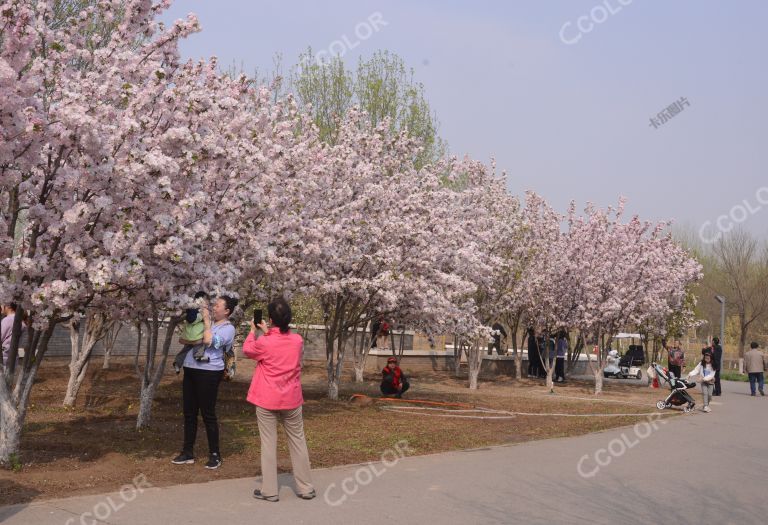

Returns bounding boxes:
[243,297,315,502]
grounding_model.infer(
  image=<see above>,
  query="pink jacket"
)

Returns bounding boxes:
[242,328,304,410]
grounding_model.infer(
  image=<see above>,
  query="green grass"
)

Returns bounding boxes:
[720,370,749,382]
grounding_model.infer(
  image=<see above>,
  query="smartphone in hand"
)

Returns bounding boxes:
[254,309,263,326]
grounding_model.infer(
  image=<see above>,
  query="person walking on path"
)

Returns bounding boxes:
[242,297,315,502]
[172,296,237,470]
[744,342,766,397]
[688,353,717,412]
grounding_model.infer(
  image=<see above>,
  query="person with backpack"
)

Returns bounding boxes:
[667,340,685,380]
[172,295,237,470]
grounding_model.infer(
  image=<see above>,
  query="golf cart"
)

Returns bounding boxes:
[603,333,646,380]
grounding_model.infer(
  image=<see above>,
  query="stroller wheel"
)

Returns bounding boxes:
[683,404,694,413]
[635,371,642,380]
[656,400,666,410]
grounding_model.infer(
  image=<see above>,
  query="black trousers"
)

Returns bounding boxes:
[668,364,681,380]
[528,354,542,377]
[182,367,224,456]
[555,357,565,381]
[713,369,722,395]
[381,381,410,397]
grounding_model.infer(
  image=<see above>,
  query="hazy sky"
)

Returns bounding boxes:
[162,1,767,240]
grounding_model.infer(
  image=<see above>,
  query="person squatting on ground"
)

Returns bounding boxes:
[687,352,717,412]
[173,291,210,374]
[381,356,410,398]
[172,296,237,470]
[242,297,315,502]
[744,342,766,397]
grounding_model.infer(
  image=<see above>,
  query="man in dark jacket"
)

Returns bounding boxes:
[527,328,544,378]
[702,338,723,395]
[711,337,723,396]
[381,357,409,398]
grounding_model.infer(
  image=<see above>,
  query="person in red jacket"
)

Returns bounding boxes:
[381,357,409,398]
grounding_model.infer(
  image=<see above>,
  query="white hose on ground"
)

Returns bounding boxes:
[381,405,676,419]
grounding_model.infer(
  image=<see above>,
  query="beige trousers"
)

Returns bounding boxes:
[256,405,314,497]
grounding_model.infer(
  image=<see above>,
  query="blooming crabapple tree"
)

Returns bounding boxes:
[280,112,484,399]
[0,0,263,455]
[431,159,520,390]
[495,192,559,381]
[529,200,703,394]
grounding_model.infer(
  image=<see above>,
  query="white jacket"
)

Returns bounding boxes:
[687,363,716,384]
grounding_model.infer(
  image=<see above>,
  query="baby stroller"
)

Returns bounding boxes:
[652,362,696,413]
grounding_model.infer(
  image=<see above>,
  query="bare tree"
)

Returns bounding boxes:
[711,229,768,356]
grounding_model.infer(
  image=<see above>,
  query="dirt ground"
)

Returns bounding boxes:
[0,358,684,506]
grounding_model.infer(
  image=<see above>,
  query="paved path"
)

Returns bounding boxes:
[2,380,766,525]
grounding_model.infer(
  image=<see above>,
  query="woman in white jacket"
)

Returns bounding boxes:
[687,352,717,412]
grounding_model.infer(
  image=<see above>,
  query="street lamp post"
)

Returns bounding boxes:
[715,295,726,371]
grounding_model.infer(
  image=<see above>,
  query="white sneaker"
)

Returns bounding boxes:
[703,406,711,413]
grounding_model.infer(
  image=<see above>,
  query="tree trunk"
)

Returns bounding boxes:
[738,311,748,358]
[594,367,604,395]
[327,379,339,401]
[567,333,584,372]
[468,340,482,390]
[64,312,109,407]
[136,383,156,429]
[352,321,370,383]
[0,323,55,465]
[586,330,605,395]
[102,322,122,369]
[135,315,179,429]
[0,399,21,466]
[453,335,462,378]
[545,335,555,392]
[510,318,523,379]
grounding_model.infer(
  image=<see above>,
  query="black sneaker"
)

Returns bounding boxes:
[297,489,316,500]
[205,453,222,470]
[171,452,194,465]
[253,489,279,502]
